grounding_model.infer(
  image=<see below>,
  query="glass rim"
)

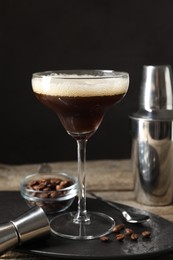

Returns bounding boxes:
[32,70,129,79]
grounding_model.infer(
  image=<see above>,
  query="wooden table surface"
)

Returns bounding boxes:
[0,159,173,259]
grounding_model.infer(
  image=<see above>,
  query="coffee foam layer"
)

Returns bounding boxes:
[32,75,129,97]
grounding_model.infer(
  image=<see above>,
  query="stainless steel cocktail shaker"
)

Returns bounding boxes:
[130,65,173,205]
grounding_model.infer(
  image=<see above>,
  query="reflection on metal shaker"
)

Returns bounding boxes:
[131,118,173,205]
[130,65,173,205]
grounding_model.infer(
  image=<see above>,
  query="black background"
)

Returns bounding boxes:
[0,0,173,164]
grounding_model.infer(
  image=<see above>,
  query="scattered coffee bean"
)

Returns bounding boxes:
[112,224,125,233]
[142,231,151,238]
[100,236,109,242]
[131,233,138,241]
[115,233,125,241]
[125,228,133,236]
[98,224,153,244]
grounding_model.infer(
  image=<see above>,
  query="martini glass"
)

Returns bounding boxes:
[32,70,129,240]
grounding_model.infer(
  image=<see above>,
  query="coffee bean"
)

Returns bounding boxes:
[131,233,138,241]
[100,236,109,242]
[142,231,151,238]
[25,177,74,214]
[115,233,125,241]
[112,224,125,233]
[125,228,133,236]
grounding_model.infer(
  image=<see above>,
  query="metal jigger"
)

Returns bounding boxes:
[130,65,173,206]
[0,206,50,255]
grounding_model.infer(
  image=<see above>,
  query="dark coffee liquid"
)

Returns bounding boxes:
[35,93,125,138]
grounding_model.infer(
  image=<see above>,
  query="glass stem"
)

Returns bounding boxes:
[73,139,90,223]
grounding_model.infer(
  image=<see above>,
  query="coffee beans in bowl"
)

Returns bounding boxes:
[20,172,78,214]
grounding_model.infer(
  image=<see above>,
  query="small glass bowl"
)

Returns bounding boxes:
[20,172,78,214]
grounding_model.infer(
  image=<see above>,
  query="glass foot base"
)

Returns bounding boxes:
[50,211,115,240]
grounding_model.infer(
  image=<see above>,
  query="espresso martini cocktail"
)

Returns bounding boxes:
[32,70,129,240]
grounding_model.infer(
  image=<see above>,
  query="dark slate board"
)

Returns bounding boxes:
[1,191,173,259]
